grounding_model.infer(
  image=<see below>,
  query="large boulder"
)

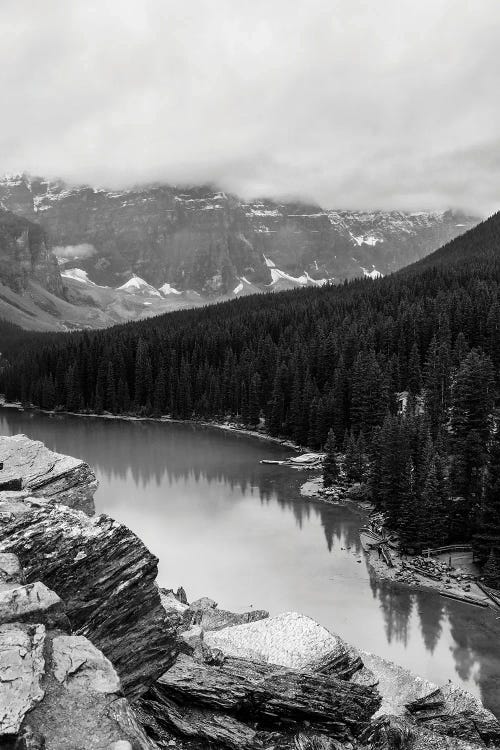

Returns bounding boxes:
[204,611,361,678]
[0,434,97,513]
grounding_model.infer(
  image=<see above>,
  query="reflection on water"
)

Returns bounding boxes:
[1,407,499,717]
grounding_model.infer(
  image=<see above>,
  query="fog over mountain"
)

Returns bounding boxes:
[1,0,500,214]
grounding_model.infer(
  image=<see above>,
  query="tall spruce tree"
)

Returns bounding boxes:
[450,350,495,506]
[323,429,339,487]
[473,424,500,566]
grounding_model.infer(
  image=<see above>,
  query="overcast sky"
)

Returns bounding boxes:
[1,0,499,213]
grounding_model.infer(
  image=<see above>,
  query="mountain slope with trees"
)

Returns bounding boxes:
[1,210,499,581]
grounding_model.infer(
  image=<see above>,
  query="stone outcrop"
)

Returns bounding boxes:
[1,434,499,750]
[148,651,379,742]
[0,553,155,749]
[0,208,63,296]
[0,501,180,701]
[0,434,180,702]
[0,434,97,513]
[140,589,500,750]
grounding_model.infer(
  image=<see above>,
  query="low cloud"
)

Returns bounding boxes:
[53,243,96,260]
[1,0,500,214]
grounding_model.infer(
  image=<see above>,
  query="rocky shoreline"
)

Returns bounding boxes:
[0,433,499,749]
[300,473,499,609]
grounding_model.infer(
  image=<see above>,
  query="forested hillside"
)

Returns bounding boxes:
[1,211,500,580]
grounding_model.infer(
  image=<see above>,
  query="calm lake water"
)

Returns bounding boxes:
[1,407,500,717]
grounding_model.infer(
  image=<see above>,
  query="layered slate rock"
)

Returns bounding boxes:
[0,434,97,513]
[140,651,380,749]
[0,503,180,701]
[0,553,156,749]
[359,715,489,750]
[359,651,500,749]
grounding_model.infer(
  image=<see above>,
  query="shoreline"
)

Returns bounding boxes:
[3,397,498,611]
[300,472,499,610]
[0,398,304,452]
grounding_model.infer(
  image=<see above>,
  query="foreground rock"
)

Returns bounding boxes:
[140,651,380,749]
[0,434,97,513]
[0,554,155,749]
[0,501,180,701]
[140,593,500,750]
[204,611,362,677]
[1,435,499,750]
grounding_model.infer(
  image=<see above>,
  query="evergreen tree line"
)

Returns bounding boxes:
[1,212,500,582]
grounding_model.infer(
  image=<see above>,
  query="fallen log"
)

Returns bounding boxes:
[152,653,380,742]
[439,590,489,608]
[476,581,500,608]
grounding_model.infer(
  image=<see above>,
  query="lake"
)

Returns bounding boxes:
[1,406,500,717]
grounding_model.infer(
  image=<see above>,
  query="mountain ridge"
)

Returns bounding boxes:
[0,173,481,331]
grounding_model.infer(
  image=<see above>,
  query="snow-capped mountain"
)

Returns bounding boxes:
[117,275,162,297]
[0,173,480,331]
[0,174,479,295]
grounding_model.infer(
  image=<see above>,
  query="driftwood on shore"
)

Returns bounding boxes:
[439,590,489,607]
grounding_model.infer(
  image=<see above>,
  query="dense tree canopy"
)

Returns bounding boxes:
[1,211,500,580]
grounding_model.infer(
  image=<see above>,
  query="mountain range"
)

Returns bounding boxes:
[0,172,480,330]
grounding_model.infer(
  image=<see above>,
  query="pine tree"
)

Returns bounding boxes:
[378,415,411,528]
[483,550,500,589]
[450,349,495,504]
[153,368,167,417]
[134,338,153,409]
[419,456,449,549]
[268,364,287,437]
[473,425,500,565]
[407,342,422,397]
[398,459,421,551]
[350,349,386,436]
[344,430,367,483]
[323,429,339,487]
[248,373,261,427]
[106,362,116,413]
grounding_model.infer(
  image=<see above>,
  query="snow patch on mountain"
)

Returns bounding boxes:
[362,267,383,279]
[268,267,331,287]
[159,282,181,296]
[61,268,96,285]
[117,276,162,297]
[352,235,383,246]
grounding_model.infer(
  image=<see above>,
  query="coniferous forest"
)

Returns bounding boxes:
[1,212,500,581]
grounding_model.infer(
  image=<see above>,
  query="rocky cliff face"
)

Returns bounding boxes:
[0,435,180,704]
[0,173,479,295]
[0,209,63,296]
[0,433,499,750]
